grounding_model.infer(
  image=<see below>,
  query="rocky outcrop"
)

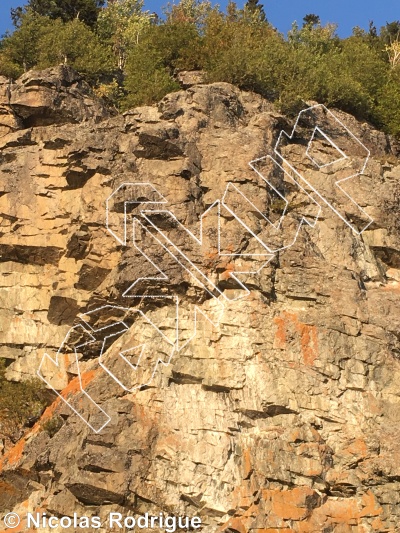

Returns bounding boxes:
[176,70,206,89]
[0,65,113,136]
[0,78,22,138]
[1,66,400,532]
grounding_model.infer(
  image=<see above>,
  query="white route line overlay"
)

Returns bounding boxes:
[275,103,372,234]
[37,104,373,432]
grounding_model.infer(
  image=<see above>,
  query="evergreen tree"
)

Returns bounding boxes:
[12,0,104,28]
[369,20,377,38]
[37,18,113,78]
[0,10,112,80]
[303,14,320,27]
[380,21,400,45]
[123,28,179,108]
[244,0,266,22]
[0,0,399,138]
[377,70,400,136]
[0,10,51,77]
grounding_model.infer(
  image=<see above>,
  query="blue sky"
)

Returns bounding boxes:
[0,0,398,37]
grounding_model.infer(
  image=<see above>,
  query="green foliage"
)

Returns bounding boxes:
[36,18,113,79]
[163,0,213,28]
[376,69,400,136]
[0,358,48,431]
[380,20,400,45]
[303,13,320,28]
[288,20,339,52]
[93,79,123,107]
[278,25,387,120]
[123,30,180,109]
[97,0,154,70]
[369,20,378,39]
[0,11,112,80]
[2,0,400,137]
[244,0,266,23]
[120,4,400,135]
[152,22,202,70]
[41,414,64,437]
[13,0,104,27]
[202,6,284,97]
[324,37,387,115]
[122,14,201,108]
[0,10,52,77]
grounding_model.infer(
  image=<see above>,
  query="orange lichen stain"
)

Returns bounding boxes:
[222,485,385,533]
[230,476,258,511]
[273,316,287,349]
[262,487,315,521]
[231,486,253,511]
[204,249,219,260]
[287,427,305,443]
[371,517,386,531]
[0,437,26,471]
[358,490,382,518]
[298,323,318,366]
[256,530,294,533]
[6,438,26,466]
[133,403,148,422]
[34,397,62,429]
[381,282,400,293]
[242,448,253,479]
[0,393,63,473]
[0,369,99,473]
[60,369,98,399]
[217,517,247,533]
[220,263,235,281]
[155,433,181,453]
[273,311,318,366]
[306,491,383,530]
[322,499,360,523]
[344,438,368,459]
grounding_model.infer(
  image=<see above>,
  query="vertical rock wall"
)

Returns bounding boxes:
[1,66,400,532]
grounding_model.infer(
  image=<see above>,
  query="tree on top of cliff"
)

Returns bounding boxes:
[244,0,266,23]
[303,14,320,28]
[97,0,154,70]
[37,18,113,78]
[0,9,51,76]
[11,0,105,28]
[164,0,214,29]
[1,0,400,138]
[380,20,400,45]
[0,10,112,79]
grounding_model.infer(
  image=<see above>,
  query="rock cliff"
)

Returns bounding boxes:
[1,65,400,532]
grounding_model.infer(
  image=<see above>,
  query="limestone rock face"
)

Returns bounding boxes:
[176,70,206,89]
[1,65,113,135]
[0,77,22,137]
[1,66,400,532]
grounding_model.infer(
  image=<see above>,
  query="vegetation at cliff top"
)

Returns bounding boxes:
[1,0,400,136]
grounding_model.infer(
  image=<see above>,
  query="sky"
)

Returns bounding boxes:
[0,0,398,38]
